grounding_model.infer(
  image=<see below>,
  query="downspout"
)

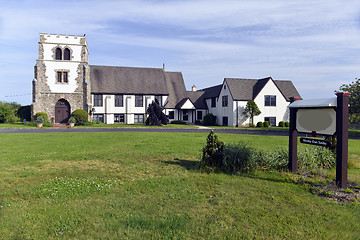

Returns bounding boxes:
[236,101,239,127]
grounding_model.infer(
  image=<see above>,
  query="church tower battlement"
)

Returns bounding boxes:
[32,33,91,124]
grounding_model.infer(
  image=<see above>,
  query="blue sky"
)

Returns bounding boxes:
[1,0,360,105]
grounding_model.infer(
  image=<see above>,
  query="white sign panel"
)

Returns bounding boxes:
[296,108,336,135]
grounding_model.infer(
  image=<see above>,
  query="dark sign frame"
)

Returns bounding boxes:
[288,92,350,188]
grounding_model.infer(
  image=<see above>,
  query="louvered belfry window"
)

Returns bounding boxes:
[56,48,62,60]
[64,48,71,60]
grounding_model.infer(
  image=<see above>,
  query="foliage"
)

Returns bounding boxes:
[145,101,168,126]
[248,123,255,127]
[202,113,217,126]
[0,101,20,123]
[337,78,360,114]
[170,120,186,125]
[71,109,88,126]
[263,121,270,127]
[278,121,285,127]
[256,121,264,127]
[35,112,49,122]
[17,105,31,121]
[36,116,45,124]
[285,121,290,127]
[201,130,224,170]
[243,100,261,125]
[68,117,76,124]
[349,113,360,124]
[222,142,255,173]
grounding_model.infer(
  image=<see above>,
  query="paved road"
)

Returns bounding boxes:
[1,127,359,139]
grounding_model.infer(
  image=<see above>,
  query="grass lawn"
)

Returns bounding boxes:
[0,132,360,239]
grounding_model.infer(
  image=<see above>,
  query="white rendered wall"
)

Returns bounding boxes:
[44,61,80,93]
[216,82,234,126]
[41,34,85,45]
[253,80,290,125]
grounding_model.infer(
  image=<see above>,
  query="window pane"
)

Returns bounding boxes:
[63,72,68,83]
[197,111,203,120]
[135,95,143,107]
[55,48,62,60]
[94,95,103,107]
[64,48,70,60]
[115,95,123,107]
[57,72,62,83]
[169,111,175,119]
[211,97,216,108]
[222,95,228,107]
[155,95,162,107]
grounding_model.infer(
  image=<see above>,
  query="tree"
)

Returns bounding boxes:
[243,100,261,126]
[0,101,20,123]
[337,78,360,114]
[145,101,168,126]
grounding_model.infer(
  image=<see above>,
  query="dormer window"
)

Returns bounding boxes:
[55,48,62,60]
[64,48,71,60]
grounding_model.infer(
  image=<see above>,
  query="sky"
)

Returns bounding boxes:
[1,0,360,105]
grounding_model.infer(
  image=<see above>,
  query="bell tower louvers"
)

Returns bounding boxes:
[32,33,91,123]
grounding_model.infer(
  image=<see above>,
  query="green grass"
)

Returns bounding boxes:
[0,132,360,239]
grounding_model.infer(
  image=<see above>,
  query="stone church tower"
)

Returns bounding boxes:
[32,33,91,123]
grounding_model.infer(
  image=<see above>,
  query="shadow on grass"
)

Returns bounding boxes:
[161,158,200,172]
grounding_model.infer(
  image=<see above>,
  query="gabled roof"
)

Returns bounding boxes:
[224,77,300,101]
[163,72,187,108]
[199,84,223,99]
[90,65,169,95]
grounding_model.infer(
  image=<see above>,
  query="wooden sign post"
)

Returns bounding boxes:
[288,92,350,188]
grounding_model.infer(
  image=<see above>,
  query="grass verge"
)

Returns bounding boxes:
[0,132,359,239]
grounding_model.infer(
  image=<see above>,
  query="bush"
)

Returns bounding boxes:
[195,120,202,125]
[222,142,255,173]
[68,117,76,124]
[72,109,88,126]
[145,101,168,126]
[17,105,31,122]
[278,121,285,127]
[170,120,186,125]
[35,112,49,122]
[256,122,263,127]
[248,123,255,128]
[201,130,224,171]
[203,113,217,126]
[36,116,44,124]
[285,121,290,127]
[263,121,269,127]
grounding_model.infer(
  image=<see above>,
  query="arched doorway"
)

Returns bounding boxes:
[55,99,70,123]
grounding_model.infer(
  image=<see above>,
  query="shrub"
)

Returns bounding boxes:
[68,117,76,124]
[285,121,290,127]
[201,130,224,170]
[145,101,168,126]
[298,145,336,169]
[203,113,217,126]
[17,105,31,121]
[170,120,186,125]
[71,109,88,126]
[195,120,202,125]
[248,123,255,128]
[263,121,269,127]
[36,116,45,124]
[222,142,255,173]
[256,122,263,127]
[35,112,49,122]
[278,121,285,127]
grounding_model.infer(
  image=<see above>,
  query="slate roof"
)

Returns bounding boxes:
[90,65,169,95]
[224,77,300,101]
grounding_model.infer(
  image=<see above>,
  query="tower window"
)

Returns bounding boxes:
[56,71,69,83]
[55,48,62,60]
[64,48,71,60]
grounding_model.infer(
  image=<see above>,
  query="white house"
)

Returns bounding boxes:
[201,77,300,126]
[32,33,300,126]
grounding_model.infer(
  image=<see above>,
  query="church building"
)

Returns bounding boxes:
[32,33,300,126]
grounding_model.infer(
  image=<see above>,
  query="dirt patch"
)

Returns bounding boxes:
[296,170,360,204]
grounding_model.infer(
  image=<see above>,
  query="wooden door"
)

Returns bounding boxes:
[55,99,70,123]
